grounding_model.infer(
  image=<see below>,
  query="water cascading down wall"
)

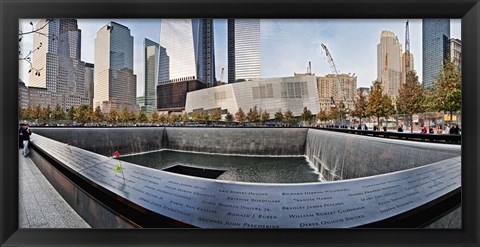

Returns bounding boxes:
[29,127,461,228]
[32,127,460,180]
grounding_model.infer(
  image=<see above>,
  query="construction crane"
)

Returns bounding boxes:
[405,20,411,73]
[320,43,347,108]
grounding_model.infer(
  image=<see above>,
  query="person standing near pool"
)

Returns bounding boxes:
[21,124,32,157]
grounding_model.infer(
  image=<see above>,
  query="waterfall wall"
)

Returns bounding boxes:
[32,127,308,156]
[32,127,461,180]
[305,128,461,180]
[164,127,307,155]
[31,127,165,156]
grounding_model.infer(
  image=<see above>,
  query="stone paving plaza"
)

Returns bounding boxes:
[18,150,90,228]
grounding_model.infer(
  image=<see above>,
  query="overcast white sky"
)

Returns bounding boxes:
[19,19,461,97]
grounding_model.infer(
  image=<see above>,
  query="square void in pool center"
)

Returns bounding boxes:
[116,150,321,183]
[163,165,226,179]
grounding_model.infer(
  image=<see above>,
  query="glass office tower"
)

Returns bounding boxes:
[94,21,137,113]
[228,19,260,83]
[84,63,94,107]
[193,19,216,87]
[144,38,159,115]
[158,19,216,87]
[422,19,450,88]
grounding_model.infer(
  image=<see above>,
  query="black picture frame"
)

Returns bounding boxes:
[1,0,479,246]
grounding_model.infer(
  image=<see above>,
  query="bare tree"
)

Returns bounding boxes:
[19,19,57,76]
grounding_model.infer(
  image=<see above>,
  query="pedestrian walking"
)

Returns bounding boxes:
[397,124,403,132]
[21,124,32,157]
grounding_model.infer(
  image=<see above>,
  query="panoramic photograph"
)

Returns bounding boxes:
[18,18,462,229]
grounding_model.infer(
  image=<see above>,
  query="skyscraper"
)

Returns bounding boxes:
[422,19,450,88]
[450,38,462,71]
[84,63,94,107]
[29,19,89,110]
[194,19,216,87]
[377,31,403,97]
[158,19,216,87]
[93,22,137,113]
[144,38,159,115]
[228,19,260,83]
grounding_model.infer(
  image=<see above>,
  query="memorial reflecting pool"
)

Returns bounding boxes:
[28,128,462,228]
[117,150,321,183]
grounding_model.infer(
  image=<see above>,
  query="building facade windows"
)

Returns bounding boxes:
[93,21,137,113]
[158,19,216,87]
[314,74,357,113]
[185,76,319,118]
[422,19,450,88]
[144,38,159,115]
[377,31,403,97]
[450,38,462,72]
[227,19,260,83]
[29,19,87,111]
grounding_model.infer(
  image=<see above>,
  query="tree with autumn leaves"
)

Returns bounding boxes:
[366,81,395,128]
[316,109,328,126]
[225,111,234,122]
[246,106,260,123]
[300,106,312,126]
[274,110,284,122]
[351,93,368,127]
[136,109,148,123]
[396,61,461,131]
[235,108,246,123]
[92,106,104,122]
[260,109,270,123]
[329,102,347,125]
[149,111,159,123]
[432,60,462,123]
[210,109,222,123]
[283,109,294,126]
[396,70,425,133]
[52,103,65,121]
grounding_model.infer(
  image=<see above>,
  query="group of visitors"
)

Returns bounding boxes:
[419,123,460,135]
[357,123,460,134]
[354,124,369,131]
[446,124,461,135]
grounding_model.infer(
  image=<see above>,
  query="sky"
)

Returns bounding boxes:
[19,19,461,97]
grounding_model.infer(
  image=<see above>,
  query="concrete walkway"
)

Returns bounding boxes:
[18,149,90,228]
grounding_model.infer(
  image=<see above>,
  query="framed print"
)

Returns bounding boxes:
[1,0,479,246]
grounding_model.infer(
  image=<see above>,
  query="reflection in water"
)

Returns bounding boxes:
[117,150,321,183]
